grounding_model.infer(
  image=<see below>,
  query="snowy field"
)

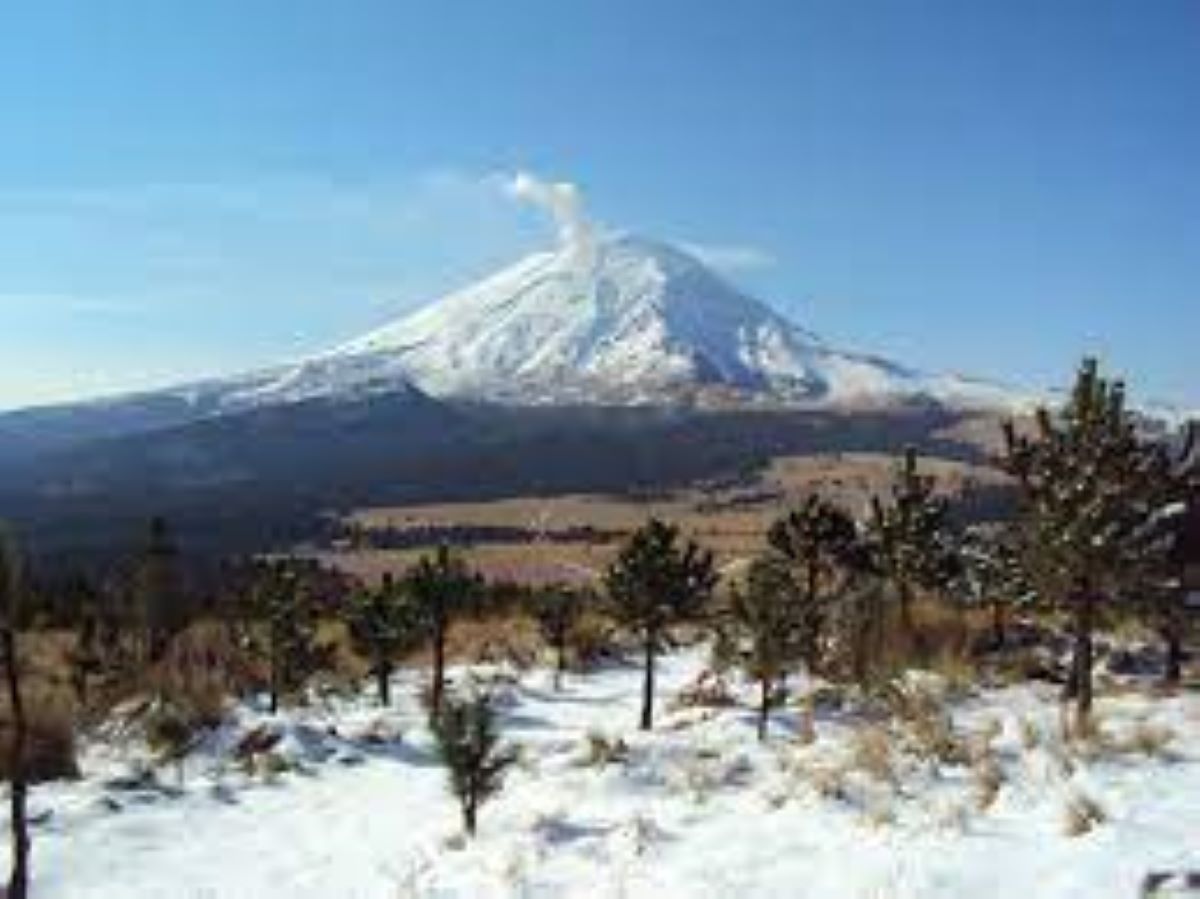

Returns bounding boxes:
[12,649,1200,899]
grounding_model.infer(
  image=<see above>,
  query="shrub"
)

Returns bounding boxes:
[0,696,78,784]
[430,688,518,838]
[850,726,896,784]
[581,730,629,768]
[1063,790,1106,837]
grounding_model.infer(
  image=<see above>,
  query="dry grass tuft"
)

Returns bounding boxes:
[1017,716,1041,751]
[1062,790,1107,837]
[581,730,629,768]
[850,725,896,784]
[1125,721,1176,759]
[886,678,969,766]
[670,670,736,711]
[795,696,817,746]
[971,751,1005,811]
[0,691,79,783]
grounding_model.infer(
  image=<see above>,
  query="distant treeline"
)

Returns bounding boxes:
[335,523,623,551]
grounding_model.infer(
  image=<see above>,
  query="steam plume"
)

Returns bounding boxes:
[506,171,596,270]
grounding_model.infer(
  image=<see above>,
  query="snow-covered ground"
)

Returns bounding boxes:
[13,650,1200,898]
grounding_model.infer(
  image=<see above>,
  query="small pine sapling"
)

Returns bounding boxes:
[246,561,322,714]
[404,546,481,717]
[606,519,717,731]
[430,688,517,838]
[345,573,420,706]
[714,555,808,741]
[532,586,587,689]
[868,447,961,641]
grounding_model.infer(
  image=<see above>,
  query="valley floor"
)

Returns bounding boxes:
[11,650,1200,899]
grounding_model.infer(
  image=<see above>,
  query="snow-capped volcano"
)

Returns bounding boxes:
[314,233,1020,409]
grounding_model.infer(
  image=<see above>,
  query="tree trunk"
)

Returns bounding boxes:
[1071,588,1096,727]
[991,597,1007,648]
[268,638,280,716]
[554,631,567,692]
[463,797,477,838]
[431,624,446,717]
[640,629,656,732]
[1162,608,1183,687]
[376,661,392,707]
[4,628,29,899]
[805,563,822,674]
[757,677,770,742]
[899,580,914,641]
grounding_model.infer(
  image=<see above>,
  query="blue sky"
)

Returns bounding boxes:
[1,0,1197,410]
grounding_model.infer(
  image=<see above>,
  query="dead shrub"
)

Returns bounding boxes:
[807,763,848,801]
[795,696,817,746]
[1125,721,1175,758]
[0,693,79,783]
[234,724,283,761]
[1017,716,1040,751]
[885,678,968,766]
[850,725,896,784]
[971,751,1004,811]
[567,612,621,670]
[581,730,628,768]
[670,670,735,711]
[1063,790,1106,837]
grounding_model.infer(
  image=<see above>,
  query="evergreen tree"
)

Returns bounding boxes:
[64,577,107,707]
[532,585,587,690]
[133,517,183,663]
[958,523,1034,649]
[605,519,717,731]
[404,546,480,717]
[345,573,419,707]
[868,448,960,640]
[766,496,858,673]
[246,560,321,714]
[1002,358,1179,723]
[714,555,808,741]
[0,527,29,899]
[1132,425,1197,685]
[430,688,517,838]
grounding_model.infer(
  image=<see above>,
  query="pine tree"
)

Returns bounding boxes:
[532,585,587,690]
[65,578,106,707]
[430,688,517,838]
[404,546,480,717]
[1002,358,1178,723]
[605,519,717,731]
[958,523,1034,649]
[714,555,808,741]
[133,517,183,664]
[345,573,420,707]
[0,527,29,899]
[246,560,321,714]
[1132,424,1197,685]
[766,496,858,674]
[868,447,960,640]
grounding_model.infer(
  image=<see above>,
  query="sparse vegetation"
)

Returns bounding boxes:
[430,687,518,838]
[404,546,481,717]
[605,519,717,731]
[344,573,420,706]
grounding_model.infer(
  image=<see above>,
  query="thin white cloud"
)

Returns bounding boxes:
[681,241,776,273]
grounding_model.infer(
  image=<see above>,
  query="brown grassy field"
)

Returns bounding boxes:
[318,451,1009,586]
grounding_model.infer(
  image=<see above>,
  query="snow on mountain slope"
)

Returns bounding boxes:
[327,234,1028,410]
[0,213,1031,454]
